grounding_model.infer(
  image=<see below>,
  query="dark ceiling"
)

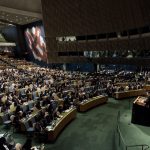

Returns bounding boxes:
[0,0,42,28]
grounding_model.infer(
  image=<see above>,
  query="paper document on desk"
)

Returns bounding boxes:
[81,100,87,104]
[46,126,53,131]
[65,109,71,112]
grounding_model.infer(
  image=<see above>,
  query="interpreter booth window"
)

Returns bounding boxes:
[84,51,99,58]
[56,36,76,42]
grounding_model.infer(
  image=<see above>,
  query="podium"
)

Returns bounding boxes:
[131,96,150,126]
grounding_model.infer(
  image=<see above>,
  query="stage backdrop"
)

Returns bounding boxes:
[24,22,48,62]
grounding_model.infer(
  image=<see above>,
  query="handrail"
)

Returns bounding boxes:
[116,111,150,150]
[127,144,149,150]
[117,124,126,146]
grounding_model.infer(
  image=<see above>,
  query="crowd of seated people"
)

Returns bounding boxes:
[106,82,144,96]
[0,55,149,142]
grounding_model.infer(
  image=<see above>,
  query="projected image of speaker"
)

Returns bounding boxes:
[25,26,48,62]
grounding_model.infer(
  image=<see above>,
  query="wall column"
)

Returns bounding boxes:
[63,63,66,71]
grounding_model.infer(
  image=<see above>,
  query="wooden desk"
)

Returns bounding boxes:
[78,95,108,112]
[46,108,77,142]
[114,89,146,100]
[143,85,150,91]
[20,107,46,132]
